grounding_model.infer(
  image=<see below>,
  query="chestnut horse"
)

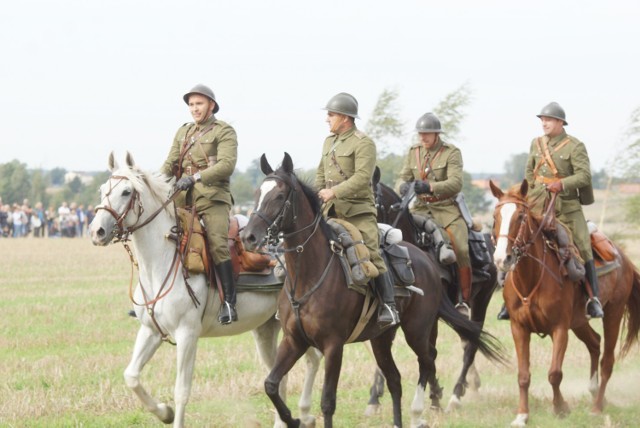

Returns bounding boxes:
[490,180,640,426]
[241,153,503,428]
[372,176,499,411]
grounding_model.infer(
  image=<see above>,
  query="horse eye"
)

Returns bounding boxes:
[122,189,132,196]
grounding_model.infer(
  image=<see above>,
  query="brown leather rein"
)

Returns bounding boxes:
[95,175,185,344]
[494,193,563,334]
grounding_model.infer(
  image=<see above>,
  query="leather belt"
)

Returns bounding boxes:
[535,175,561,185]
[184,165,206,176]
[417,194,445,203]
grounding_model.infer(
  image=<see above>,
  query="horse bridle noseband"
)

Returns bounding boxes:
[94,175,145,242]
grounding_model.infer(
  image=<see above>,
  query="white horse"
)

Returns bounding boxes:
[89,152,321,428]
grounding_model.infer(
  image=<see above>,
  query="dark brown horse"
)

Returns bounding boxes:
[490,180,640,426]
[372,175,499,411]
[241,153,503,428]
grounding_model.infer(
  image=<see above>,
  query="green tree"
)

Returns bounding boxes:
[28,170,49,206]
[365,87,405,156]
[432,82,473,141]
[230,172,255,205]
[67,176,84,195]
[376,153,404,187]
[79,171,110,207]
[49,167,67,186]
[0,160,31,204]
[462,171,491,214]
[502,152,529,188]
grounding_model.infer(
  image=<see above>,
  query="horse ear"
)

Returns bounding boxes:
[519,179,529,198]
[282,152,293,173]
[260,154,274,175]
[372,166,381,187]
[125,151,135,168]
[108,152,118,172]
[489,179,503,199]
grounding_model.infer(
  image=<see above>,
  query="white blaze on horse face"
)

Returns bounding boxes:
[493,203,517,270]
[256,180,278,214]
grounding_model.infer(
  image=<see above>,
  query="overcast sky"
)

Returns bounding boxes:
[1,1,638,177]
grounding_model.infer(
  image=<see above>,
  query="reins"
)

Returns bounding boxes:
[96,174,192,344]
[495,193,564,334]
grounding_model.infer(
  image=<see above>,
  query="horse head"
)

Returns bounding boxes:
[90,152,172,245]
[242,153,321,252]
[490,179,529,271]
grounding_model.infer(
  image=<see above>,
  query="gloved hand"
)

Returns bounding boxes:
[175,176,195,191]
[399,181,412,196]
[414,180,432,195]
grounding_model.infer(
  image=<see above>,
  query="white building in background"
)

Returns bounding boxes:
[64,171,94,186]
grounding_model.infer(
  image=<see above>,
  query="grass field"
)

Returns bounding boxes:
[1,222,639,427]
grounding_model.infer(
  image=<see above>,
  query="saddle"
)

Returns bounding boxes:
[175,209,278,289]
[327,219,417,296]
[587,221,620,273]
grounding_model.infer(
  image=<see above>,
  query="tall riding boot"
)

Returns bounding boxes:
[374,271,400,327]
[216,260,238,324]
[455,266,472,319]
[497,303,510,320]
[584,260,604,319]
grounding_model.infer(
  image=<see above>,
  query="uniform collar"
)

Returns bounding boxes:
[422,138,444,155]
[336,125,356,140]
[194,114,217,131]
[547,130,567,146]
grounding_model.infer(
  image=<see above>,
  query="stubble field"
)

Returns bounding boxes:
[1,188,639,428]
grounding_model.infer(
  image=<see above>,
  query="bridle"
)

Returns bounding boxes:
[250,172,333,347]
[95,175,181,243]
[494,193,563,334]
[95,173,187,344]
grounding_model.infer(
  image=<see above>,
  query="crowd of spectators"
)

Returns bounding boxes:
[0,196,94,238]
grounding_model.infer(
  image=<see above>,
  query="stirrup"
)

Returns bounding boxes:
[455,301,471,320]
[585,297,604,319]
[218,302,238,325]
[378,303,400,327]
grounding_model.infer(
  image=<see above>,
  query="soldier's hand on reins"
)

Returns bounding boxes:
[545,181,563,193]
[414,180,432,195]
[175,176,195,191]
[318,188,336,202]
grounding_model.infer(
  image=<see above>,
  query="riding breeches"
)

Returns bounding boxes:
[198,202,232,265]
[414,208,471,269]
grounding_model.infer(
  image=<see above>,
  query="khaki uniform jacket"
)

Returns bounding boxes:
[161,115,237,207]
[399,139,464,228]
[525,131,593,261]
[315,126,377,218]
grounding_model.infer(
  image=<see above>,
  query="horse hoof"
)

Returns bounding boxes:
[364,404,380,416]
[445,395,461,413]
[511,413,528,426]
[410,418,428,428]
[554,403,570,418]
[300,415,316,427]
[157,403,174,424]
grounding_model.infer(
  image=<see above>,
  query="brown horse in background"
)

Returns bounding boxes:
[490,180,640,426]
[241,153,503,428]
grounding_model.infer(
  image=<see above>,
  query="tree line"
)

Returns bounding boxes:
[2,86,637,220]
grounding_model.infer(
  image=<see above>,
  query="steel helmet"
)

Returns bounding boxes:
[324,92,359,119]
[415,112,442,133]
[183,84,219,113]
[536,102,567,125]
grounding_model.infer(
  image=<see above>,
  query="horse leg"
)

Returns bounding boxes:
[571,321,601,402]
[401,322,435,428]
[172,329,200,428]
[549,328,570,417]
[319,344,345,428]
[298,347,322,427]
[593,304,625,413]
[427,321,443,411]
[448,339,478,412]
[510,323,531,427]
[362,341,386,417]
[371,333,404,428]
[124,326,175,424]
[265,335,308,428]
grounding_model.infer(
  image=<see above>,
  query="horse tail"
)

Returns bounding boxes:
[436,286,507,364]
[620,251,640,357]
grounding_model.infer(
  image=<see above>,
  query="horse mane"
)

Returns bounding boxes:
[112,166,175,218]
[274,167,333,238]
